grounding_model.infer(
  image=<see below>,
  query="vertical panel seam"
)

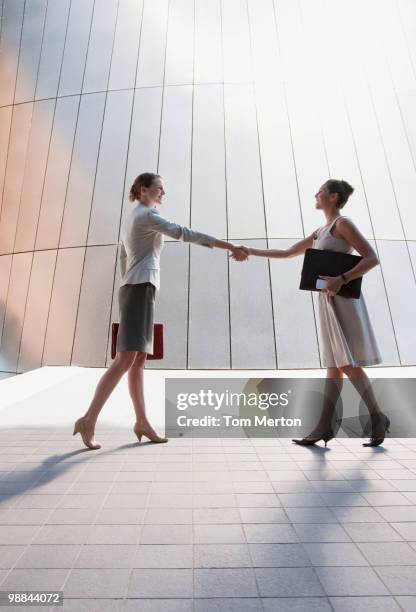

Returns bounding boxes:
[70,0,120,366]
[246,0,278,370]
[108,0,146,366]
[219,0,232,369]
[272,0,322,368]
[42,0,97,366]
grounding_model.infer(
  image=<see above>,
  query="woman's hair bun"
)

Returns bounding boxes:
[326,179,354,209]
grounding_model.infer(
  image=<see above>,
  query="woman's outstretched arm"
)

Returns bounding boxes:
[245,233,315,259]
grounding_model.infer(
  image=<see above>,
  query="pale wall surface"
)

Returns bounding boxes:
[0,0,415,374]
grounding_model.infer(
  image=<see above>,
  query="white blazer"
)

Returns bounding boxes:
[119,203,216,290]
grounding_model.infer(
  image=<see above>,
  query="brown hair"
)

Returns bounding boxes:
[325,179,354,209]
[129,172,161,202]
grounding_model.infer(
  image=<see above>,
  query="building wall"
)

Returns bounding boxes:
[0,0,416,374]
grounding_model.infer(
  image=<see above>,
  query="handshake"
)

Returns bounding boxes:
[230,244,251,262]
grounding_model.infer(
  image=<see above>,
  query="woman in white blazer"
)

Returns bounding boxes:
[73,172,248,449]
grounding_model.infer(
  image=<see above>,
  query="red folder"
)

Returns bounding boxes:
[111,323,164,360]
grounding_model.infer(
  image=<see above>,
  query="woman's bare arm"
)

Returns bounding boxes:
[247,233,315,259]
[335,218,379,281]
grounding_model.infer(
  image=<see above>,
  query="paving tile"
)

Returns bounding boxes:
[68,482,113,494]
[396,596,416,612]
[58,600,124,611]
[77,471,118,482]
[86,525,140,545]
[0,508,51,525]
[0,568,69,591]
[262,598,332,612]
[95,508,144,525]
[390,522,416,540]
[148,494,193,508]
[125,601,193,612]
[315,566,389,596]
[304,543,369,566]
[319,493,369,506]
[330,507,386,523]
[152,482,193,494]
[193,524,245,544]
[57,494,106,509]
[103,494,148,508]
[32,525,91,545]
[376,507,416,522]
[389,480,416,492]
[239,508,289,523]
[271,481,316,493]
[293,523,351,543]
[285,507,338,523]
[244,524,298,543]
[128,569,193,598]
[0,525,38,544]
[233,482,275,494]
[362,492,413,506]
[15,494,62,509]
[310,481,355,493]
[144,508,192,524]
[46,509,98,524]
[110,482,152,494]
[15,544,81,568]
[74,544,137,568]
[348,480,397,492]
[329,596,402,611]
[193,508,241,524]
[134,544,192,568]
[266,471,307,481]
[343,523,404,542]
[194,568,258,597]
[195,599,263,612]
[139,524,192,544]
[249,543,310,567]
[0,545,26,569]
[194,544,251,568]
[357,542,416,565]
[193,495,236,508]
[64,568,131,598]
[374,566,416,594]
[254,567,324,597]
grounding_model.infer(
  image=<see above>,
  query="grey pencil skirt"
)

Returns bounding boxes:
[116,283,155,354]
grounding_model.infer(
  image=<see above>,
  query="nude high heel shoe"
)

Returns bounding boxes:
[133,423,168,443]
[73,417,101,450]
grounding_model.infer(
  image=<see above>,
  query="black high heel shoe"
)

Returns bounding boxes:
[362,413,390,447]
[292,427,335,448]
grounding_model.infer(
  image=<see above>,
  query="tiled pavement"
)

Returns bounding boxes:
[1,429,416,611]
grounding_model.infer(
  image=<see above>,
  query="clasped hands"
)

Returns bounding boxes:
[230,244,250,262]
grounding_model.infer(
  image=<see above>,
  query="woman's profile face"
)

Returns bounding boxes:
[143,177,165,205]
[315,183,337,210]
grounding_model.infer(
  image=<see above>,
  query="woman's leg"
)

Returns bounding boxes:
[82,351,137,437]
[127,351,151,428]
[340,365,381,416]
[128,352,167,441]
[340,365,386,439]
[308,367,344,436]
[293,368,344,445]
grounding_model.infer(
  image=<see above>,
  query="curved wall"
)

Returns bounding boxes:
[1,0,416,374]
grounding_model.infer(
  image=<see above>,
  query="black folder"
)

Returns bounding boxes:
[300,248,363,298]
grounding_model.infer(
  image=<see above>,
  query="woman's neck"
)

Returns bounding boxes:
[323,210,341,225]
[139,199,157,208]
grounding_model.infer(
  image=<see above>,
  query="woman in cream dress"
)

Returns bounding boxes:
[243,179,389,447]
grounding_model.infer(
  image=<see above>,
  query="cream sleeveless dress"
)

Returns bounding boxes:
[313,217,382,368]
